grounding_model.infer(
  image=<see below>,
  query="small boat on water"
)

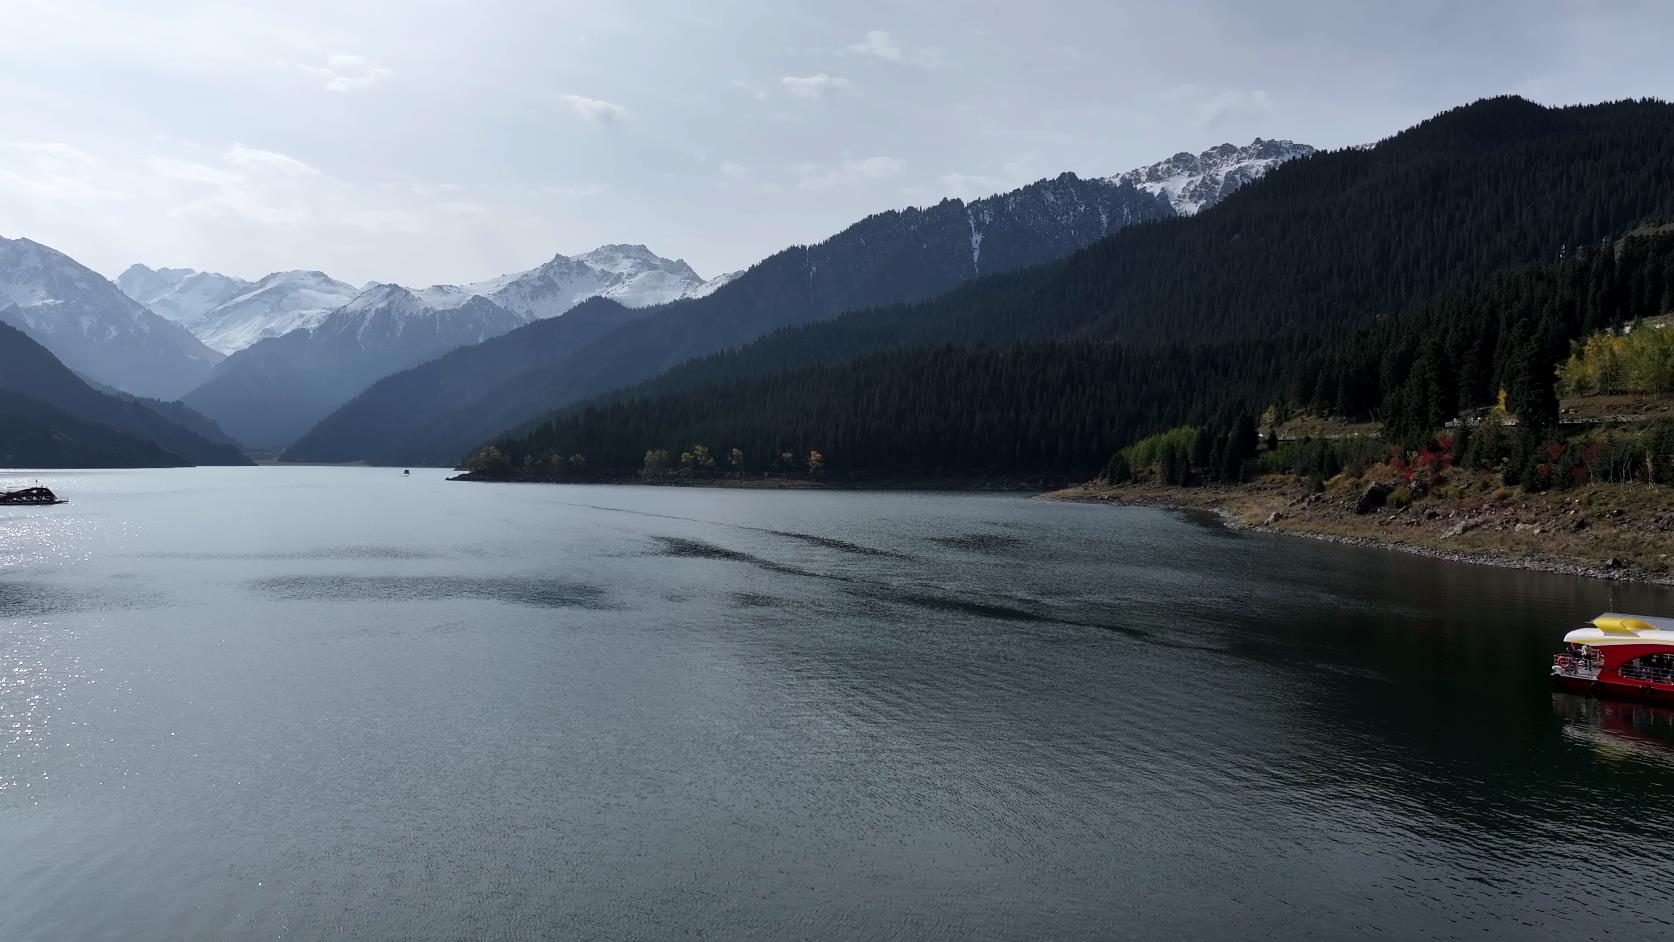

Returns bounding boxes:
[0,486,66,505]
[1552,613,1674,702]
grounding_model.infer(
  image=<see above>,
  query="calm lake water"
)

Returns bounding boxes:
[3,467,1672,941]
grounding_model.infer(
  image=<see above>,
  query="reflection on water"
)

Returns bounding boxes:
[1,467,1672,941]
[1554,693,1674,768]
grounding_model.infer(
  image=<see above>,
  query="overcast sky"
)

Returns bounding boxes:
[3,0,1671,287]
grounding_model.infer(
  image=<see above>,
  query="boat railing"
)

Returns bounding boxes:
[1619,662,1674,686]
[1552,654,1602,682]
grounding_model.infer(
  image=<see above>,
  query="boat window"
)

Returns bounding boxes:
[1619,653,1674,685]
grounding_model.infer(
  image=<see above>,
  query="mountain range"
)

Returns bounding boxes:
[183,289,528,449]
[0,237,223,400]
[470,97,1674,479]
[168,244,724,449]
[284,138,1314,464]
[115,264,253,346]
[118,243,728,357]
[1,137,1312,466]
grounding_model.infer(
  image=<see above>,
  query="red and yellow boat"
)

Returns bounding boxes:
[1552,613,1674,702]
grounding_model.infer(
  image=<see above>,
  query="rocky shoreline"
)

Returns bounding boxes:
[1044,480,1674,586]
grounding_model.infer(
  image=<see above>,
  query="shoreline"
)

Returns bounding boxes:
[453,469,1674,586]
[1042,481,1674,586]
[446,471,1080,492]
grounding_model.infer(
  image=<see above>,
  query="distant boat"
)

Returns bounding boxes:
[403,469,410,476]
[0,486,66,505]
[1553,613,1674,702]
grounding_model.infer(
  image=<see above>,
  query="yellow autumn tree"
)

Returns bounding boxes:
[1493,387,1512,420]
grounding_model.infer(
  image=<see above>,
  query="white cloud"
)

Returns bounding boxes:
[0,142,116,205]
[846,30,902,61]
[561,94,629,123]
[144,155,244,187]
[145,146,326,226]
[781,73,852,99]
[798,155,904,191]
[224,144,319,176]
[298,53,393,93]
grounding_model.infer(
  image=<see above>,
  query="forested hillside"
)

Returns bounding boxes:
[473,97,1674,479]
[0,322,250,467]
[0,389,190,468]
[285,167,1179,464]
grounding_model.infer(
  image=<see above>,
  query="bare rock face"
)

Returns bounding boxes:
[1356,483,1391,515]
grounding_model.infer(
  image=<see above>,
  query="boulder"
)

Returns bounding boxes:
[1355,483,1391,515]
[1441,518,1481,539]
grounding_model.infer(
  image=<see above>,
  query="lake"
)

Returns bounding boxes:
[3,466,1672,941]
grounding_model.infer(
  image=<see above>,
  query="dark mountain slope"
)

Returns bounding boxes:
[535,96,1674,408]
[285,297,645,464]
[0,322,250,466]
[285,171,1182,465]
[480,97,1674,475]
[0,389,188,469]
[186,293,523,450]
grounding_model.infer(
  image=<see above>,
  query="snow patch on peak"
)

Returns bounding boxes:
[684,269,743,300]
[116,263,199,304]
[341,283,420,313]
[1107,138,1315,216]
[191,269,360,353]
[448,244,715,320]
[577,243,700,280]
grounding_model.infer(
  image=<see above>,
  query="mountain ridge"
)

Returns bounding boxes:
[466,97,1674,477]
[0,236,224,400]
[284,139,1310,464]
[0,320,250,466]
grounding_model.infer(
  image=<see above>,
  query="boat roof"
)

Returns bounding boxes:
[1595,612,1674,633]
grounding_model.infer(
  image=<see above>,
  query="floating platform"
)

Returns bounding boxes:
[0,486,67,505]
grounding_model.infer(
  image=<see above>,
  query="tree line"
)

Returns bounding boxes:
[467,98,1674,480]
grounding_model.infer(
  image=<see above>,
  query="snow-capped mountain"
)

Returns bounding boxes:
[115,264,198,304]
[416,243,717,321]
[322,283,526,349]
[0,236,223,399]
[116,264,250,333]
[178,247,707,449]
[183,284,525,449]
[284,138,1317,465]
[684,269,742,300]
[185,270,361,354]
[1108,138,1316,216]
[161,244,713,360]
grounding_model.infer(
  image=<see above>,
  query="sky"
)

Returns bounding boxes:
[2,0,1672,287]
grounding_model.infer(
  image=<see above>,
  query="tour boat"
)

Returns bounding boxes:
[1552,613,1674,702]
[0,486,66,505]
